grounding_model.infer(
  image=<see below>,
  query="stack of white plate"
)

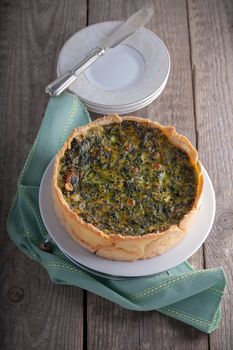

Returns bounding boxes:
[57,21,170,114]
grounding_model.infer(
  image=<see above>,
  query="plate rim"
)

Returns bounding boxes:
[70,71,169,115]
[77,72,169,111]
[81,83,167,114]
[61,248,161,280]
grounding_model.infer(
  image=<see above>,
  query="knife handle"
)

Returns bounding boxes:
[45,47,106,97]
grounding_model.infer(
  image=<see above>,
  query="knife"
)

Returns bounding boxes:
[45,7,154,96]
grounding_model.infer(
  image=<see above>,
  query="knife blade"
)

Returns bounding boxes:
[46,7,154,97]
[103,7,154,48]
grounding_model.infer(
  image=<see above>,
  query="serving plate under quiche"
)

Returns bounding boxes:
[51,115,203,261]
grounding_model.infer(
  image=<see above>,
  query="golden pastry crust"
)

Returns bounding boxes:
[52,115,204,261]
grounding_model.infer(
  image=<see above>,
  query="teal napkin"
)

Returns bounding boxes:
[7,93,226,333]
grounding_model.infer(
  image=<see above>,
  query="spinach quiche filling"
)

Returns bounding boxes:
[58,121,198,236]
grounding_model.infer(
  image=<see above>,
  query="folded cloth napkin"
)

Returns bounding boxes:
[7,93,226,333]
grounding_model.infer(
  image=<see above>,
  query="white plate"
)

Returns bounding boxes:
[57,21,170,114]
[39,159,215,277]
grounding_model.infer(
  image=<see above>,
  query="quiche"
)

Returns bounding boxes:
[52,115,203,261]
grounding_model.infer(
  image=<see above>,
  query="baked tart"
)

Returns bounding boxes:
[52,115,203,261]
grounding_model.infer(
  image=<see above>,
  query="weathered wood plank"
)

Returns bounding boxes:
[0,1,86,349]
[188,0,233,349]
[87,0,208,349]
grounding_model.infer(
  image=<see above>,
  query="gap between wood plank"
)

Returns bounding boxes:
[186,0,199,152]
[83,290,88,350]
[86,0,89,27]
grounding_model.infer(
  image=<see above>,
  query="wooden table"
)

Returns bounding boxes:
[1,1,232,349]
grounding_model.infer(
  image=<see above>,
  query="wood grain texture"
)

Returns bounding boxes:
[0,1,86,349]
[1,0,232,349]
[87,0,207,349]
[188,0,233,348]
